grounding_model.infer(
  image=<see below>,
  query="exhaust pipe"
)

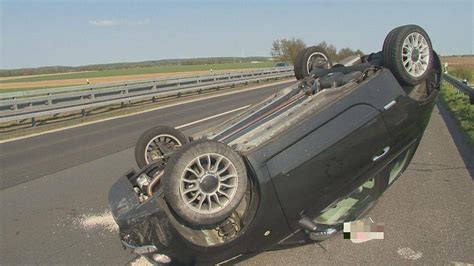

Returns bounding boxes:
[298,216,342,242]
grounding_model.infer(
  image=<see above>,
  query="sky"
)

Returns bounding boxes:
[0,0,473,69]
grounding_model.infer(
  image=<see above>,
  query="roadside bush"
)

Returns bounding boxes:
[440,83,474,148]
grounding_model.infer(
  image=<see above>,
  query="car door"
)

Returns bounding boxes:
[266,103,392,229]
[379,54,441,163]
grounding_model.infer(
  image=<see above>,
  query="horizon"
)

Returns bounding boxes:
[1,54,474,72]
[1,0,473,69]
[0,56,274,71]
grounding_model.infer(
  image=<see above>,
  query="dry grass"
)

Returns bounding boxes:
[0,69,233,91]
[442,55,474,71]
[0,62,276,91]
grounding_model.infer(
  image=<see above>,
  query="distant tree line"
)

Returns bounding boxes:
[0,57,271,77]
[271,38,364,64]
[271,38,306,66]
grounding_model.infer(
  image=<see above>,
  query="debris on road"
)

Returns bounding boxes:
[76,210,118,233]
[397,247,423,260]
[130,256,153,266]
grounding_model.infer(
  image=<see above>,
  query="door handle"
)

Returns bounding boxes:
[372,146,390,162]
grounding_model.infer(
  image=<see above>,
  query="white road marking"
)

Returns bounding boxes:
[450,261,474,266]
[397,247,423,260]
[175,105,250,129]
[0,79,292,144]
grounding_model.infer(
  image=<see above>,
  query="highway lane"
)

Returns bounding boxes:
[0,80,294,189]
[1,81,473,265]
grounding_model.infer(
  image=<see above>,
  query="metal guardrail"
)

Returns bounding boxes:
[443,74,474,104]
[0,67,294,126]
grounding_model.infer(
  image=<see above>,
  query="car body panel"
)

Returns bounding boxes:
[267,106,389,228]
[108,50,442,265]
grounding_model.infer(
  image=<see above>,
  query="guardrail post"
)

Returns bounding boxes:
[31,117,36,127]
[12,97,17,111]
[120,88,129,107]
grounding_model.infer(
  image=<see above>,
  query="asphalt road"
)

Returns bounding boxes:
[0,80,293,189]
[0,81,473,265]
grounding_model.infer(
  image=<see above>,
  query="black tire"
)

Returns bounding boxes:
[296,46,332,80]
[382,26,402,70]
[383,25,433,85]
[294,48,306,80]
[163,139,248,226]
[382,26,402,57]
[135,126,188,168]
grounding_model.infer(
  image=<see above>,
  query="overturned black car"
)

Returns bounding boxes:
[109,25,441,265]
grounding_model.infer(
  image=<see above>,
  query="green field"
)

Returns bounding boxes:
[0,62,275,84]
[440,73,474,148]
[0,85,68,93]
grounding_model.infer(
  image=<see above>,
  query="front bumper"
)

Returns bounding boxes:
[108,168,172,256]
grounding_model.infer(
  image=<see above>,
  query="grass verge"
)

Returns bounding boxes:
[439,83,474,148]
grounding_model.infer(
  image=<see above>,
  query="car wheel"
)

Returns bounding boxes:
[383,25,433,85]
[297,46,332,79]
[163,139,248,226]
[294,48,306,80]
[135,126,188,168]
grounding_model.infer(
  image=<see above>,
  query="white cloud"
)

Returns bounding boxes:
[89,19,120,27]
[89,19,150,27]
